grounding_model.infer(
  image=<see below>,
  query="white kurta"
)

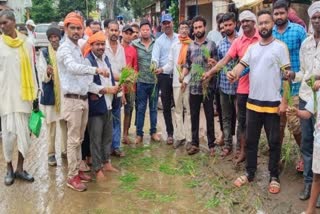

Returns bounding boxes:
[37,50,63,124]
[0,33,37,161]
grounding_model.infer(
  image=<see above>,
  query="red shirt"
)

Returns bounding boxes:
[227,29,260,94]
[123,44,138,93]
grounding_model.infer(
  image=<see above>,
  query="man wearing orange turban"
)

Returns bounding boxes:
[57,11,109,192]
[83,31,105,57]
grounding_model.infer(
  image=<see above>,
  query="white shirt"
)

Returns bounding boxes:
[105,39,126,97]
[207,30,223,45]
[0,33,37,116]
[85,53,114,110]
[57,37,102,96]
[294,35,320,102]
[305,91,320,145]
[162,40,191,87]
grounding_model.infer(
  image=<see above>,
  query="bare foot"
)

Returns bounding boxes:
[103,163,119,172]
[135,136,143,144]
[122,135,132,144]
[234,152,246,164]
[96,170,106,181]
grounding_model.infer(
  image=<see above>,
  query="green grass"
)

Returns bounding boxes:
[138,189,177,203]
[119,172,139,191]
[138,189,157,200]
[205,196,221,209]
[159,163,178,175]
[185,180,202,188]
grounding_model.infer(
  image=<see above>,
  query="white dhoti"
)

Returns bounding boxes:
[1,113,31,162]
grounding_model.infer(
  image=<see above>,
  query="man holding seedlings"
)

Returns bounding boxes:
[180,15,218,156]
[227,10,290,194]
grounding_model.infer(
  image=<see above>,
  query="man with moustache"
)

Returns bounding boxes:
[85,32,120,181]
[0,10,37,186]
[38,25,67,166]
[57,12,109,192]
[180,16,218,156]
[131,23,140,40]
[105,21,126,157]
[156,21,192,149]
[228,10,290,194]
[291,1,320,207]
[152,14,179,145]
[132,19,160,144]
[217,13,238,157]
[203,10,260,164]
[121,25,138,144]
[272,0,307,178]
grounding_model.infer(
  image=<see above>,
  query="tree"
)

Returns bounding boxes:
[31,0,57,23]
[57,0,97,20]
[130,0,153,17]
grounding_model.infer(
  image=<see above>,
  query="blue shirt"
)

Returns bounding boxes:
[151,32,179,74]
[217,35,238,95]
[273,21,307,96]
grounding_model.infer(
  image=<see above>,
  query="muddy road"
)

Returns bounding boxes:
[0,108,308,213]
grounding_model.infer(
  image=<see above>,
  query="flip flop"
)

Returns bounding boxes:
[269,178,280,194]
[234,175,248,187]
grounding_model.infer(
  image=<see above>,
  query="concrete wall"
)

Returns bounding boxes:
[199,3,213,31]
[5,0,25,23]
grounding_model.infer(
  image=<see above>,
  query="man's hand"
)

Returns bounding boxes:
[180,82,187,93]
[283,70,295,81]
[202,71,212,81]
[47,65,53,76]
[208,58,217,67]
[179,74,185,83]
[96,68,110,78]
[286,106,298,117]
[313,80,320,91]
[226,71,237,83]
[278,102,288,115]
[155,68,163,75]
[107,86,119,94]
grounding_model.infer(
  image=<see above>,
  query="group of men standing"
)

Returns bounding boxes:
[2,1,320,212]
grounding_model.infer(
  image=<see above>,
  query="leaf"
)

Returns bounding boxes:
[201,46,210,59]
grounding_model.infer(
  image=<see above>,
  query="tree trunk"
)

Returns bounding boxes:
[105,0,114,19]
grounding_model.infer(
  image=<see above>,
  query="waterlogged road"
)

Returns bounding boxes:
[0,108,308,213]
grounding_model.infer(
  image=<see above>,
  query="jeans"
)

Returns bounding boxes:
[112,97,121,150]
[246,109,281,180]
[158,74,174,136]
[189,92,215,148]
[236,93,248,145]
[300,98,315,184]
[215,89,223,132]
[136,82,159,137]
[220,92,236,149]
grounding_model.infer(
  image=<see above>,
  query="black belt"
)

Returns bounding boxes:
[158,73,173,78]
[64,94,88,100]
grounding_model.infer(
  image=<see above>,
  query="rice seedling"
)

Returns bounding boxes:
[191,63,209,100]
[201,46,210,60]
[119,66,138,93]
[150,60,158,98]
[306,75,317,113]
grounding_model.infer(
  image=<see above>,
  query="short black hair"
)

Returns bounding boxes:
[273,0,289,11]
[103,19,113,28]
[257,9,273,18]
[216,13,224,22]
[140,19,151,29]
[86,19,94,27]
[222,12,236,22]
[192,15,206,27]
[107,20,118,29]
[131,23,139,30]
[178,20,189,28]
[91,21,100,26]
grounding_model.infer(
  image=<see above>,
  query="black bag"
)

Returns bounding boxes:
[39,48,55,106]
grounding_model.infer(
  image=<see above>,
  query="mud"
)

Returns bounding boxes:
[0,108,309,213]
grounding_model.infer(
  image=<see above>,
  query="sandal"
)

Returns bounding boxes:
[296,159,304,173]
[269,177,281,194]
[234,175,248,187]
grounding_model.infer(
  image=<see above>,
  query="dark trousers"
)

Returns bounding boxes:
[300,98,315,184]
[189,93,215,148]
[215,90,223,132]
[220,91,236,149]
[88,111,113,172]
[236,94,248,144]
[158,74,174,136]
[81,128,90,160]
[246,109,281,180]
